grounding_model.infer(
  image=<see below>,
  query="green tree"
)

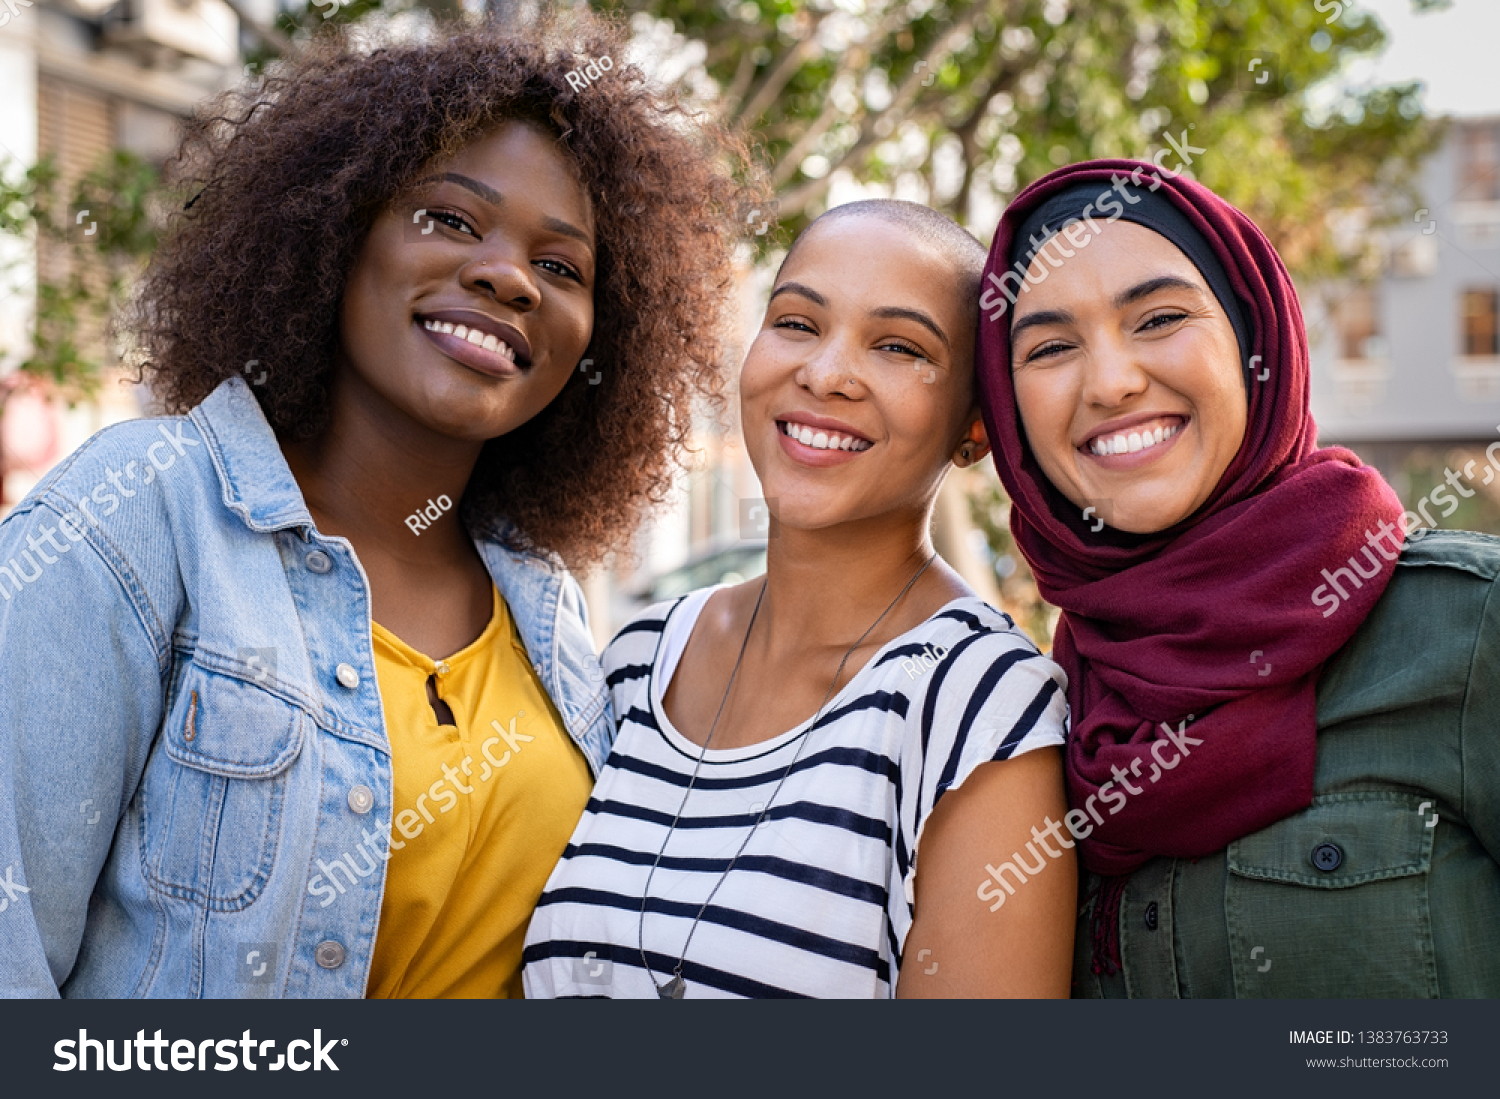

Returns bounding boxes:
[184,0,1463,641]
[599,0,1440,270]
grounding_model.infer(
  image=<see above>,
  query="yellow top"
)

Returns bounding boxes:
[366,585,593,999]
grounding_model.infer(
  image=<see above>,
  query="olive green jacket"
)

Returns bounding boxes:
[1073,530,1500,998]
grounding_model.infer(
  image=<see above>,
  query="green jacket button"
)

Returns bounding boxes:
[1312,842,1343,871]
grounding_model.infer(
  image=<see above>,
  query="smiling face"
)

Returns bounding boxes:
[1008,219,1248,535]
[739,214,988,534]
[335,120,596,443]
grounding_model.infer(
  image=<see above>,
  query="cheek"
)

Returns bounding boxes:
[737,335,784,404]
[1175,353,1247,456]
[1013,371,1071,453]
[342,232,417,334]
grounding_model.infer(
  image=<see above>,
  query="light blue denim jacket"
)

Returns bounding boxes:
[0,377,613,998]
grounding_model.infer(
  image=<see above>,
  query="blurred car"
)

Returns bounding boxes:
[639,539,768,605]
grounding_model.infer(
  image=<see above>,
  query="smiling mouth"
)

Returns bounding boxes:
[420,318,528,369]
[1084,416,1186,458]
[777,420,873,453]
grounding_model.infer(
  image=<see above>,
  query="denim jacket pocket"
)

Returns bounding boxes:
[1225,791,1438,997]
[139,660,307,910]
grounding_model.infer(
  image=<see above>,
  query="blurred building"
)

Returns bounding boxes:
[0,0,269,508]
[1307,116,1500,515]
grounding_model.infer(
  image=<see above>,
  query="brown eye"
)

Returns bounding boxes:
[1140,311,1188,332]
[1025,340,1069,362]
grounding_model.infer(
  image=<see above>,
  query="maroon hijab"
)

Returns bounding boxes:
[976,160,1405,876]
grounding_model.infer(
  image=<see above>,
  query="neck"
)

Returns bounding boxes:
[280,371,482,565]
[757,505,940,652]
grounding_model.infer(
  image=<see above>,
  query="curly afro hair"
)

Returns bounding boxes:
[129,10,763,569]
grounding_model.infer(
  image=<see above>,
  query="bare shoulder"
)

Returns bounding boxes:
[697,577,768,638]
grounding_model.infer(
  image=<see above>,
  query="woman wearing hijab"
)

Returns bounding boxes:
[976,158,1500,997]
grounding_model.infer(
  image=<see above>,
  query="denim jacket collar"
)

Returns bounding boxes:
[191,376,320,537]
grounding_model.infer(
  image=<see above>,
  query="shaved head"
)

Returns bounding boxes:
[779,199,988,330]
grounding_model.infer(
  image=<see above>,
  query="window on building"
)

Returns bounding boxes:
[1458,123,1500,203]
[1336,285,1382,361]
[1462,288,1500,357]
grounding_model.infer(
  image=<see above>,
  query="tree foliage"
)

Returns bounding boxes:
[598,0,1443,279]
[0,151,160,398]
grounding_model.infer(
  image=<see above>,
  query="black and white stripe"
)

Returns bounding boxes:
[522,589,1067,999]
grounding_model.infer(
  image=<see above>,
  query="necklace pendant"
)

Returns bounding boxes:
[658,975,686,999]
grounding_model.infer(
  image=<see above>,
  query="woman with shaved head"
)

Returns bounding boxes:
[524,200,1076,999]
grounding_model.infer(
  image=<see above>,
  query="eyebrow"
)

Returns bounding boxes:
[769,283,950,349]
[872,306,950,349]
[414,172,594,247]
[1009,274,1206,342]
[769,281,826,307]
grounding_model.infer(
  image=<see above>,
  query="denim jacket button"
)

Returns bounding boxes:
[336,663,360,690]
[347,785,374,814]
[314,941,346,969]
[305,550,333,574]
[1312,842,1344,872]
[1144,901,1159,930]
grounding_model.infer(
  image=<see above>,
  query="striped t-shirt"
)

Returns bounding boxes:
[521,587,1068,998]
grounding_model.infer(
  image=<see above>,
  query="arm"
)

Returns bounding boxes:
[1462,569,1500,866]
[0,492,170,995]
[898,746,1075,998]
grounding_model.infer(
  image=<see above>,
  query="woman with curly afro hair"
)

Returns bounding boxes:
[0,11,760,999]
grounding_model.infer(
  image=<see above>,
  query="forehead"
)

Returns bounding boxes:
[437,121,594,228]
[779,216,967,321]
[1010,219,1200,316]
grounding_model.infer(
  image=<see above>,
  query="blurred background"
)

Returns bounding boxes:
[1,0,1498,648]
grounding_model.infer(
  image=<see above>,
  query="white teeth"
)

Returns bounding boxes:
[1089,422,1181,456]
[423,320,520,363]
[781,422,871,452]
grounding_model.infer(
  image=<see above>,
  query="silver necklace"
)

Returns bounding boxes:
[637,553,936,999]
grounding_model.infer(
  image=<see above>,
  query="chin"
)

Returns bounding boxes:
[1107,502,1195,535]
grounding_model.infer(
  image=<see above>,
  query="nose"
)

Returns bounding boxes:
[460,236,541,312]
[794,331,862,400]
[1080,331,1149,411]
